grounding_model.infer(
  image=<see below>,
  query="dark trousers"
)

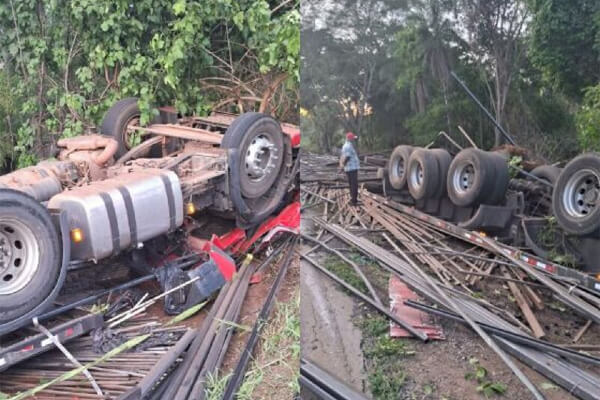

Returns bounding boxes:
[346,170,358,205]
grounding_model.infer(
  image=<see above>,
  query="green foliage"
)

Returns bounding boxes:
[508,156,522,178]
[323,255,369,294]
[302,0,594,161]
[368,369,407,400]
[576,85,600,151]
[358,314,414,399]
[0,0,298,166]
[528,0,600,99]
[404,97,449,145]
[465,358,507,398]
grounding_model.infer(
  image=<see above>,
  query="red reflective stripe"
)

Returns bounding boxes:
[210,248,236,281]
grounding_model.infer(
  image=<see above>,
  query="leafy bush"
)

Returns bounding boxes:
[576,85,600,151]
[0,0,298,167]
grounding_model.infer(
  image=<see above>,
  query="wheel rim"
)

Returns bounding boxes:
[561,168,600,218]
[392,157,405,181]
[245,134,276,183]
[409,161,424,190]
[452,163,475,194]
[124,116,141,150]
[0,218,40,295]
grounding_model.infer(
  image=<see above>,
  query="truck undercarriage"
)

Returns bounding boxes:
[0,98,299,335]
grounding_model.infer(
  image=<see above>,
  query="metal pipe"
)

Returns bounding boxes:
[405,300,600,367]
[450,71,516,146]
[301,233,384,306]
[221,237,299,400]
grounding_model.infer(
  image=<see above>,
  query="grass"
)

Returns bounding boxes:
[204,291,300,400]
[358,313,415,400]
[323,255,369,294]
[204,373,230,400]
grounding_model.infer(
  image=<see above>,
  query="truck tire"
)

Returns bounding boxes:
[552,153,600,235]
[0,189,61,323]
[447,148,494,207]
[487,152,510,205]
[388,145,413,190]
[531,165,561,185]
[430,148,452,197]
[407,149,440,200]
[100,97,141,158]
[221,113,285,199]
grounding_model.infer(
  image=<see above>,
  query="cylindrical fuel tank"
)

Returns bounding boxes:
[48,169,183,261]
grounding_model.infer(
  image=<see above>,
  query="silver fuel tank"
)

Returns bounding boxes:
[48,169,183,261]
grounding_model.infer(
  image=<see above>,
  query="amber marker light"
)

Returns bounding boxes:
[186,202,196,215]
[71,228,84,243]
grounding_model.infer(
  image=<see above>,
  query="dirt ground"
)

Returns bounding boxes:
[300,204,585,400]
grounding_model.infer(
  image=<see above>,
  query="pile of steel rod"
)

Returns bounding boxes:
[300,152,381,184]
[156,236,296,400]
[301,180,600,400]
[299,358,370,400]
[0,238,298,400]
[0,315,188,399]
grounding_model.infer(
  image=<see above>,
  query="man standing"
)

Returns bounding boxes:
[339,132,360,206]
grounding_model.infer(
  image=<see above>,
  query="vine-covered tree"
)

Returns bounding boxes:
[0,0,299,168]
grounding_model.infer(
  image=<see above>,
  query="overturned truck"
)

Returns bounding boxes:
[382,144,600,278]
[0,98,299,333]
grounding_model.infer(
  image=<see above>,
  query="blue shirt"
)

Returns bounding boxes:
[341,141,360,172]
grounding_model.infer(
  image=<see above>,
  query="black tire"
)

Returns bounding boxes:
[0,189,61,323]
[430,148,452,198]
[447,148,494,207]
[486,152,510,205]
[388,145,414,190]
[406,149,440,200]
[552,153,600,235]
[100,97,141,158]
[221,113,285,199]
[531,165,561,185]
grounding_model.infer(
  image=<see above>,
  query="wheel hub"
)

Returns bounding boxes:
[245,134,276,182]
[453,163,475,194]
[0,219,40,295]
[409,162,424,189]
[0,231,12,275]
[395,158,405,179]
[562,169,600,218]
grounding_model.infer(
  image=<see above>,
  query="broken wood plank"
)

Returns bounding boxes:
[502,267,545,339]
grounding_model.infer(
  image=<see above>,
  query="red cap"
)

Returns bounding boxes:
[346,132,357,140]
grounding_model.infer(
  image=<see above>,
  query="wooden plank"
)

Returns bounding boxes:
[502,267,545,338]
[573,320,593,343]
[514,270,544,310]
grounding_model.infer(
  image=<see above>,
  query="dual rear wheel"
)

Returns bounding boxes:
[0,189,61,325]
[388,144,509,208]
[552,153,600,235]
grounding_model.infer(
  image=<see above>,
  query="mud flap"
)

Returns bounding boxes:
[159,245,236,315]
[184,246,235,309]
